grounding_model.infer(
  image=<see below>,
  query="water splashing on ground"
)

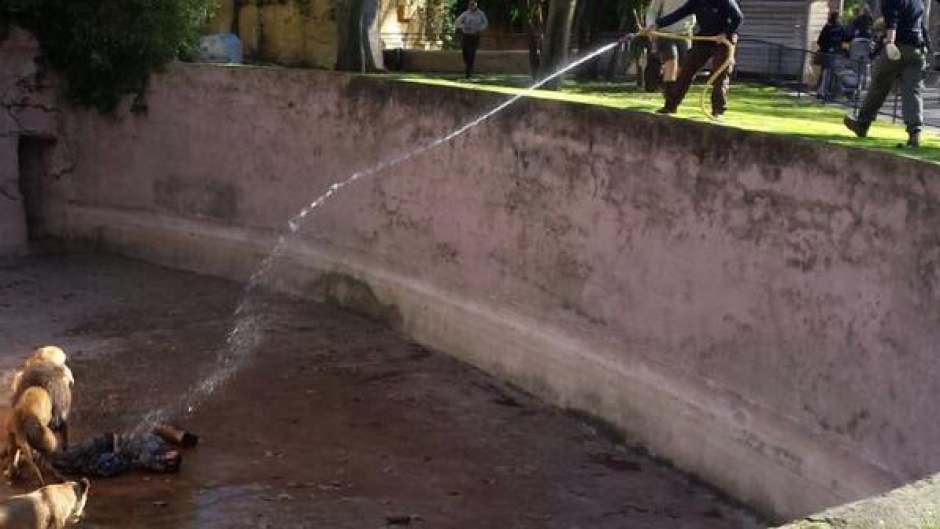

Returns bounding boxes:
[135,42,620,431]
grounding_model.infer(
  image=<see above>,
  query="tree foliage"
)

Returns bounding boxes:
[0,0,213,112]
[425,0,460,49]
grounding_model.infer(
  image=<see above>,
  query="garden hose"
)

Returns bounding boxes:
[637,30,735,121]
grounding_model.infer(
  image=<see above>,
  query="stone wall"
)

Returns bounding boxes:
[0,31,71,254]
[5,54,940,523]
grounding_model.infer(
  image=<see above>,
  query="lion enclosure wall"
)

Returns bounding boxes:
[4,34,940,521]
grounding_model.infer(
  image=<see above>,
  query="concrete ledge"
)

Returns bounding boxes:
[67,204,903,522]
[777,476,940,528]
[398,50,530,74]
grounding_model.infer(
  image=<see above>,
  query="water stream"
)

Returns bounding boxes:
[135,42,621,431]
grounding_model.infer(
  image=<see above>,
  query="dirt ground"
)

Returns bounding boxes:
[0,253,763,528]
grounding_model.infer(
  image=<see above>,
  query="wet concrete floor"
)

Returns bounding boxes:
[0,253,763,528]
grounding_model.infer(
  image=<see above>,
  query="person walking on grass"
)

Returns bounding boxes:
[844,0,931,147]
[651,0,744,116]
[456,1,489,80]
[646,0,696,99]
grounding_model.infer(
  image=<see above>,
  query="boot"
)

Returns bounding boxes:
[657,81,677,114]
[907,126,921,148]
[843,115,870,138]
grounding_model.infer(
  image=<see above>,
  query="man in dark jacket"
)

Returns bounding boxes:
[653,0,744,116]
[849,7,875,39]
[844,0,931,147]
[816,11,849,98]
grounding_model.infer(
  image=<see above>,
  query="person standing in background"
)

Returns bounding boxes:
[816,11,849,98]
[653,0,744,116]
[456,1,489,79]
[646,0,696,100]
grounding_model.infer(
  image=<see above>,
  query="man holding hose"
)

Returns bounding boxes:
[650,0,744,116]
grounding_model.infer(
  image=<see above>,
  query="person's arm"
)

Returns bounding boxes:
[882,0,899,34]
[842,25,852,43]
[456,12,466,32]
[885,27,898,43]
[922,20,932,52]
[657,0,695,29]
[881,0,901,60]
[817,25,830,49]
[479,11,489,31]
[726,0,743,40]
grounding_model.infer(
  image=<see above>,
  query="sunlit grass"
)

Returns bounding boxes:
[387,73,940,165]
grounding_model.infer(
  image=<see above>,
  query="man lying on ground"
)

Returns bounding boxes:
[51,426,196,478]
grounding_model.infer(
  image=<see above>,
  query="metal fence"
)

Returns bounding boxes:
[734,37,940,128]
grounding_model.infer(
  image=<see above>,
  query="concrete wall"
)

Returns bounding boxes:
[0,31,71,254]
[778,476,940,528]
[5,49,940,522]
[398,49,530,74]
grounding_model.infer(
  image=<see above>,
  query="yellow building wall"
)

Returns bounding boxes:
[206,0,337,69]
[379,0,444,50]
[205,0,236,34]
[204,0,446,65]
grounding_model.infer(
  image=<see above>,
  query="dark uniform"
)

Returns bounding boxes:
[52,432,180,477]
[844,0,931,146]
[655,0,744,115]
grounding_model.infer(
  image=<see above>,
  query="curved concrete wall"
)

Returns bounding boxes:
[6,54,940,521]
[0,31,72,255]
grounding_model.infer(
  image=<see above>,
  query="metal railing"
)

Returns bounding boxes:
[734,37,940,127]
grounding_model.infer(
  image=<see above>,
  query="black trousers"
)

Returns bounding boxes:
[462,34,481,78]
[664,41,733,114]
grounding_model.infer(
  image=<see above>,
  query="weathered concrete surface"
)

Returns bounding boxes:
[0,30,71,254]
[777,476,940,529]
[399,50,531,74]
[5,54,940,521]
[0,253,761,528]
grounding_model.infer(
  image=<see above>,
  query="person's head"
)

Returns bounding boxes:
[828,11,840,25]
[469,1,478,11]
[860,6,870,15]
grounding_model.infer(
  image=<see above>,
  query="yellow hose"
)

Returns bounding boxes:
[641,30,736,121]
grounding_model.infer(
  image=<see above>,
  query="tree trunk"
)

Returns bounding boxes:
[335,0,385,72]
[526,0,547,78]
[575,0,606,80]
[539,0,578,89]
[604,4,635,81]
[361,0,384,71]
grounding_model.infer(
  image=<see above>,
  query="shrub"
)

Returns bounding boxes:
[0,0,213,112]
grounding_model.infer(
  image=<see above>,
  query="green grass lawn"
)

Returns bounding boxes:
[386,73,940,165]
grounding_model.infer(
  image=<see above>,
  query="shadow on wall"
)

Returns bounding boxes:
[307,271,405,331]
